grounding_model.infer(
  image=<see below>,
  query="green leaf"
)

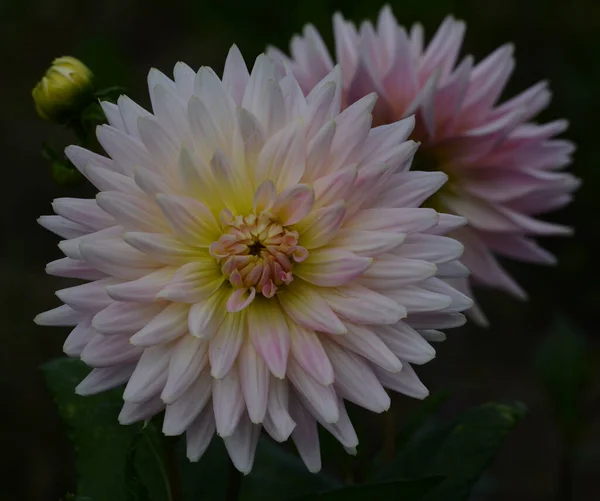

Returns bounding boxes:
[81,102,109,123]
[61,495,93,501]
[94,85,128,99]
[41,141,61,162]
[42,358,171,501]
[241,438,342,500]
[178,435,341,501]
[378,401,526,501]
[177,437,229,501]
[364,392,449,482]
[52,161,83,185]
[289,477,444,501]
[395,392,451,449]
[535,317,594,437]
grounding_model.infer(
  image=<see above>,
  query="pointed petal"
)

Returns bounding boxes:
[238,340,269,423]
[247,299,290,378]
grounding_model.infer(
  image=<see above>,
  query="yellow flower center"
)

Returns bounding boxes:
[210,209,308,299]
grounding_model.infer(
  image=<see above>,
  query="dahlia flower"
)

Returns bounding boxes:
[36,46,471,473]
[270,6,578,322]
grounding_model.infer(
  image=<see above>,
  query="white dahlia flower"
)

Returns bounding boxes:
[36,46,472,473]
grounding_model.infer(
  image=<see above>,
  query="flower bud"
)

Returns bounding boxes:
[32,56,94,123]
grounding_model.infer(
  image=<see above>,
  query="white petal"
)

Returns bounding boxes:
[173,61,196,101]
[106,268,174,302]
[161,335,208,404]
[163,370,212,435]
[156,194,221,246]
[52,198,114,230]
[238,340,269,423]
[194,67,235,140]
[406,312,466,330]
[81,333,143,367]
[289,394,321,473]
[359,256,437,288]
[79,238,160,280]
[330,229,406,256]
[223,413,261,474]
[287,358,339,423]
[76,364,136,396]
[123,345,170,402]
[101,101,126,131]
[312,165,357,207]
[319,284,406,325]
[56,279,115,313]
[223,45,250,105]
[186,405,216,461]
[377,323,436,365]
[92,302,165,335]
[119,396,165,425]
[212,366,245,437]
[271,184,315,226]
[59,225,123,260]
[124,232,200,265]
[247,300,290,378]
[34,304,84,327]
[63,318,96,356]
[349,208,438,234]
[389,285,452,314]
[295,248,372,287]
[289,322,334,385]
[322,339,390,413]
[394,234,464,264]
[188,288,229,339]
[298,201,346,249]
[374,363,429,399]
[138,116,178,167]
[65,144,113,174]
[46,257,107,281]
[278,282,347,335]
[130,302,189,346]
[209,311,245,378]
[38,215,89,239]
[263,378,296,442]
[255,119,305,191]
[96,191,165,233]
[337,323,403,373]
[117,95,152,141]
[157,261,223,303]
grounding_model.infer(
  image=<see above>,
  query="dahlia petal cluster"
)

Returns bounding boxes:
[270,6,578,322]
[36,46,472,473]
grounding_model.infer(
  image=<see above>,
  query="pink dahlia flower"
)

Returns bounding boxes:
[270,6,578,322]
[36,46,471,473]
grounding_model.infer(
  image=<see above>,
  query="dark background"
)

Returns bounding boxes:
[1,0,599,500]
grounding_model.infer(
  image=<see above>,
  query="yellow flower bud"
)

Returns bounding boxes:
[32,56,94,123]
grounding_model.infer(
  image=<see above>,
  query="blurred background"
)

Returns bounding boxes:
[1,0,599,499]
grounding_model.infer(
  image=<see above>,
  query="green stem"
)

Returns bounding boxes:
[556,436,574,501]
[69,118,91,149]
[226,459,243,501]
[383,399,398,462]
[163,437,182,501]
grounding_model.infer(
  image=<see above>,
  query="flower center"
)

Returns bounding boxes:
[210,210,308,300]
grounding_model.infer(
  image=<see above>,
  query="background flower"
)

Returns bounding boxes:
[35,47,471,472]
[271,5,579,323]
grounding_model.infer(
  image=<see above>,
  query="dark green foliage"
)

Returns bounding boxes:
[535,317,595,439]
[42,358,171,501]
[289,477,444,501]
[377,401,527,501]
